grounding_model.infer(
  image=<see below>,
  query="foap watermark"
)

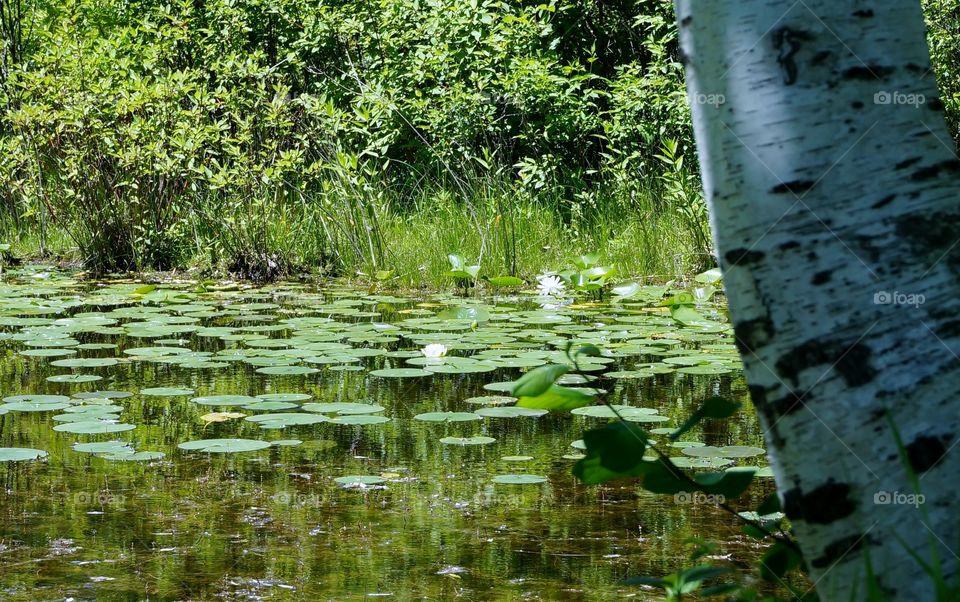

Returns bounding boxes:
[874,290,925,308]
[874,90,925,108]
[271,491,324,507]
[73,491,126,507]
[874,490,925,507]
[674,491,725,505]
[689,92,725,107]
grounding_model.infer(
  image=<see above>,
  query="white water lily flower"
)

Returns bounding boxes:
[536,274,566,297]
[422,343,448,358]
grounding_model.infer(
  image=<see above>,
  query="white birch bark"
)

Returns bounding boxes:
[673,1,960,598]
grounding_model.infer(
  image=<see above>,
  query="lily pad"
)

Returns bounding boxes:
[178,438,272,453]
[334,475,386,487]
[413,412,482,422]
[53,421,136,434]
[0,448,48,462]
[141,387,195,397]
[492,474,548,485]
[369,368,432,378]
[439,436,497,445]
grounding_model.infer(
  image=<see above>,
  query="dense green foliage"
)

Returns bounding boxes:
[0,0,957,279]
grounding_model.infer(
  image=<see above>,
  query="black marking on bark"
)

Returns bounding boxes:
[910,159,960,181]
[905,63,929,73]
[811,270,832,285]
[851,100,864,109]
[896,213,960,270]
[770,180,815,194]
[812,50,832,65]
[748,384,767,405]
[783,480,857,524]
[843,65,895,80]
[734,317,775,354]
[906,434,952,474]
[779,240,801,251]
[811,534,868,568]
[895,157,922,170]
[776,340,876,387]
[935,319,960,339]
[767,391,808,417]
[680,15,693,27]
[871,194,896,209]
[852,9,874,17]
[929,98,944,111]
[725,248,766,266]
[773,28,802,85]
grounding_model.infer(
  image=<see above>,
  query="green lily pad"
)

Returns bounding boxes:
[53,421,136,434]
[256,393,312,402]
[413,412,482,422]
[330,414,391,425]
[50,358,118,368]
[334,475,386,486]
[492,474,548,485]
[369,368,432,378]
[178,438,272,453]
[0,448,48,462]
[141,387,195,397]
[191,395,259,406]
[439,436,496,445]
[47,374,103,383]
[474,406,548,418]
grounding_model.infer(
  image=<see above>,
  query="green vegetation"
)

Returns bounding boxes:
[0,0,956,283]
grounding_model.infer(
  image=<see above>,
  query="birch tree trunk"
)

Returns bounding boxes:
[674,1,960,598]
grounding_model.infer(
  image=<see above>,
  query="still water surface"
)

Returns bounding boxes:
[0,267,774,600]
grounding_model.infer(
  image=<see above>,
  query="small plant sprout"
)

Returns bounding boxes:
[421,343,448,358]
[536,274,566,297]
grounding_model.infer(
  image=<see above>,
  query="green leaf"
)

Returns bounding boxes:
[574,344,602,358]
[131,284,157,296]
[640,460,691,495]
[572,252,600,269]
[758,492,782,515]
[670,396,742,440]
[485,276,523,287]
[516,384,593,411]
[695,268,723,284]
[761,542,803,582]
[511,364,570,397]
[582,422,649,472]
[694,467,755,498]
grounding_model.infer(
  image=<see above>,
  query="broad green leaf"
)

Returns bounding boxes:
[516,384,593,411]
[511,364,570,397]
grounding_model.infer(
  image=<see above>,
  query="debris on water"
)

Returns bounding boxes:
[437,565,467,575]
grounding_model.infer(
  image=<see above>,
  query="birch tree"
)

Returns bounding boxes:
[674,0,959,598]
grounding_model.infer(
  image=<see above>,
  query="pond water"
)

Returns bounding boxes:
[0,266,775,600]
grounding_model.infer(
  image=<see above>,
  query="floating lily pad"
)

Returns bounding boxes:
[3,401,72,412]
[191,395,259,406]
[50,358,118,368]
[334,475,386,486]
[271,439,303,447]
[439,436,496,445]
[73,441,133,454]
[256,393,312,402]
[492,474,548,485]
[255,365,319,375]
[246,413,328,428]
[0,448,48,462]
[464,395,517,406]
[474,406,547,419]
[413,412,482,422]
[141,387,195,397]
[100,451,166,462]
[330,414,391,425]
[3,394,71,404]
[501,455,534,462]
[47,374,102,383]
[369,368,432,378]
[178,438,272,453]
[53,421,136,434]
[302,402,384,415]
